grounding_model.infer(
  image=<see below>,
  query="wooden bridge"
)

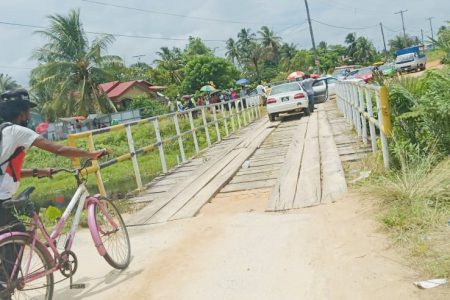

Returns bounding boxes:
[129,96,372,226]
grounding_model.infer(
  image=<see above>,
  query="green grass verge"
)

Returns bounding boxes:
[349,151,450,278]
[21,107,263,208]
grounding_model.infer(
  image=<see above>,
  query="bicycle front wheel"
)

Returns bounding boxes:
[92,197,131,269]
[0,235,54,300]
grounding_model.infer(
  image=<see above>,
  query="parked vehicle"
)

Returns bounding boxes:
[395,46,427,74]
[378,63,396,77]
[266,82,309,121]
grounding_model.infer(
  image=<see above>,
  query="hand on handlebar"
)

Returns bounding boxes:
[90,149,111,160]
[38,168,55,179]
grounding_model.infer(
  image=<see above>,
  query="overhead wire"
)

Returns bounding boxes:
[0,20,226,42]
[311,18,379,31]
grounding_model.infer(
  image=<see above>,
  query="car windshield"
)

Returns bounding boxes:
[270,83,301,95]
[396,53,415,63]
[379,64,393,71]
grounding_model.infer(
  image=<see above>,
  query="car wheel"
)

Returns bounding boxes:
[268,113,275,122]
[304,106,311,116]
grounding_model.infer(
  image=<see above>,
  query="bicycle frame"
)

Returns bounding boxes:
[0,182,118,286]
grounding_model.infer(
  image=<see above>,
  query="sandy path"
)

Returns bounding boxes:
[53,189,448,300]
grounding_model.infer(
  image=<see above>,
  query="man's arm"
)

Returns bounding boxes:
[32,136,106,159]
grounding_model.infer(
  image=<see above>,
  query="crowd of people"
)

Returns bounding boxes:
[168,85,268,114]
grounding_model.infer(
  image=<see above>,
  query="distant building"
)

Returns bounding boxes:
[98,80,166,109]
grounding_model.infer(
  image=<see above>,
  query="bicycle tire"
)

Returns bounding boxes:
[0,235,54,300]
[90,197,131,270]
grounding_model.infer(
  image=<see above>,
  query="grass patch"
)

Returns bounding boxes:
[21,106,263,208]
[427,49,446,63]
[357,149,450,278]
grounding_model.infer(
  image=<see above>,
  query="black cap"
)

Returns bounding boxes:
[0,88,37,108]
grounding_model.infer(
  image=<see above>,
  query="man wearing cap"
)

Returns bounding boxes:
[0,89,106,298]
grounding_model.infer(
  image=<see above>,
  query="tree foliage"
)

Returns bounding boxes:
[0,74,19,93]
[30,9,122,118]
[181,55,239,94]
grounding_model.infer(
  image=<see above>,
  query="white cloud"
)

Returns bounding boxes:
[0,0,448,86]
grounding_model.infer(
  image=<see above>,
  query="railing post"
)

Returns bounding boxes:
[87,133,106,196]
[241,100,247,125]
[220,103,229,137]
[201,107,211,146]
[365,89,378,153]
[188,110,200,154]
[355,85,361,136]
[246,100,252,122]
[173,114,186,163]
[153,118,167,173]
[235,100,242,129]
[228,102,236,133]
[125,125,143,189]
[359,86,368,145]
[376,88,391,169]
[212,105,221,142]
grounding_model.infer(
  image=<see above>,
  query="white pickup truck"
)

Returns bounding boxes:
[395,46,427,74]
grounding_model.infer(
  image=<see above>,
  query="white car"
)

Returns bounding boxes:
[266,82,310,122]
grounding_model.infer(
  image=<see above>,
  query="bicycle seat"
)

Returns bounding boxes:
[3,187,35,209]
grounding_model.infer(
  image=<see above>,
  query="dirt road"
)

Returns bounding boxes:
[53,189,448,300]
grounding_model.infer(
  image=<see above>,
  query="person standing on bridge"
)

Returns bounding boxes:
[301,74,315,113]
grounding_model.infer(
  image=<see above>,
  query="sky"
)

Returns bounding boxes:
[0,0,448,86]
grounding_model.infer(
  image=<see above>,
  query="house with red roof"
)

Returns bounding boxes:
[98,80,166,109]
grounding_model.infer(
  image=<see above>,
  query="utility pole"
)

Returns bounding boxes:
[394,9,408,41]
[426,17,434,40]
[380,22,387,61]
[304,0,318,72]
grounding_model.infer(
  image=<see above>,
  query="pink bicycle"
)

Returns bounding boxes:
[0,158,131,299]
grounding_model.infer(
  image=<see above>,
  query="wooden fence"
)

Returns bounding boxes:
[67,96,264,195]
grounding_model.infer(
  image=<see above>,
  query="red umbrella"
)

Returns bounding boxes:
[311,74,320,79]
[287,71,305,80]
[35,122,49,134]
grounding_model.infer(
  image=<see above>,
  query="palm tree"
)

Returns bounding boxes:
[0,74,19,93]
[388,34,416,53]
[225,38,240,65]
[279,43,297,70]
[353,37,377,64]
[431,22,450,63]
[258,26,281,60]
[345,33,357,59]
[31,9,122,117]
[153,47,184,84]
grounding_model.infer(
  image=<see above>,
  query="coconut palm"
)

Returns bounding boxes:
[258,26,281,60]
[153,47,184,84]
[279,43,297,70]
[225,38,240,65]
[0,74,19,93]
[388,35,416,53]
[31,9,122,117]
[353,37,377,64]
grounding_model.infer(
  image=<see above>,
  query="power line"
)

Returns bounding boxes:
[0,20,226,42]
[311,18,378,31]
[81,0,270,26]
